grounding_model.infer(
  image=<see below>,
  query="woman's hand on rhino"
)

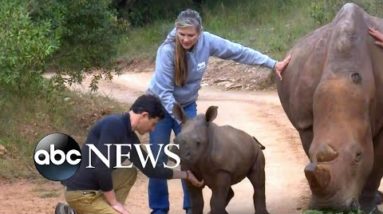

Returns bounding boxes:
[369,27,383,48]
[186,170,204,187]
[275,54,292,80]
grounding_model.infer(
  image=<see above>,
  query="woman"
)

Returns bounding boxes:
[147,9,291,214]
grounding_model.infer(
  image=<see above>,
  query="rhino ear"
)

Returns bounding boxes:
[205,106,218,123]
[173,103,187,124]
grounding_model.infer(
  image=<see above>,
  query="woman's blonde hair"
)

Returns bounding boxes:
[174,9,202,87]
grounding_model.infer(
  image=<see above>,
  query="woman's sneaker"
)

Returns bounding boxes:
[55,202,76,214]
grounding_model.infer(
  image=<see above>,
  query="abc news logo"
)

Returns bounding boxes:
[34,133,81,181]
[34,133,180,181]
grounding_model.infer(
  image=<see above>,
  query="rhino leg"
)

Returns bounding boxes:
[359,131,383,213]
[186,182,204,214]
[225,187,234,207]
[210,172,231,214]
[247,151,269,214]
[206,187,233,214]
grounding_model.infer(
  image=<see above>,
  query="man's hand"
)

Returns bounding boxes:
[103,190,131,214]
[275,54,292,80]
[369,27,383,48]
[186,170,204,187]
[111,202,131,214]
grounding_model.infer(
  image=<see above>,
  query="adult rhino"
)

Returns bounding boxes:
[172,104,268,214]
[277,3,383,213]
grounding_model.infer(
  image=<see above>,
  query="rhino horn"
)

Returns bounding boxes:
[316,144,339,163]
[304,163,331,194]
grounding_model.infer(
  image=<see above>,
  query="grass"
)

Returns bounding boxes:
[117,0,318,62]
[0,89,126,179]
[200,0,307,59]
[116,0,383,63]
[116,20,174,62]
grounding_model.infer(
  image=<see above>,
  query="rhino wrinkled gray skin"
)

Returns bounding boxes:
[173,104,269,214]
[277,3,383,213]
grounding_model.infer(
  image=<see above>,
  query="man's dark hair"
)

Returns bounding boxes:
[130,94,165,119]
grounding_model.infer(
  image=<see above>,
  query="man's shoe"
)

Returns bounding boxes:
[55,202,76,214]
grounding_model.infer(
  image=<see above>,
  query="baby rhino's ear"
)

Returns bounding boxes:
[205,106,218,123]
[173,103,187,124]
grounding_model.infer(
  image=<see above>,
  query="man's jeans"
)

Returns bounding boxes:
[148,102,197,214]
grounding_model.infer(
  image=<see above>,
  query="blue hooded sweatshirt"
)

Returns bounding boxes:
[148,29,277,117]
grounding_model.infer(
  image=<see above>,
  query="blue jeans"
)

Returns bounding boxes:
[148,102,197,214]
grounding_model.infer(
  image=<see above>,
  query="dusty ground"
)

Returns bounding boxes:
[119,57,276,91]
[1,59,382,214]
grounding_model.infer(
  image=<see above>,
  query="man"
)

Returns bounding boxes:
[56,94,203,214]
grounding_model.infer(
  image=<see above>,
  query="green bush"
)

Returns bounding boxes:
[30,0,126,89]
[0,0,57,94]
[1,0,127,94]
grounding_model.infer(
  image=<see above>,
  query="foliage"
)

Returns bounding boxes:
[192,0,310,59]
[310,0,383,25]
[0,0,57,93]
[0,0,128,179]
[30,0,126,89]
[112,0,199,27]
[117,0,312,61]
[0,0,127,93]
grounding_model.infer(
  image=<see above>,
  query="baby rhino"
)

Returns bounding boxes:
[173,104,269,214]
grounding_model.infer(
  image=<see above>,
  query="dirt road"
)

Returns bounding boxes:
[3,71,381,214]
